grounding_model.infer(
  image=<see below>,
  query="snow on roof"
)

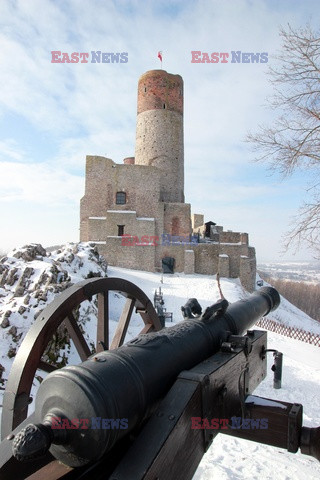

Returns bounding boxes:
[107,210,136,214]
[245,395,287,409]
[220,242,242,245]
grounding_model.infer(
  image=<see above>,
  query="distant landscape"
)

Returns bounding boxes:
[258,262,320,323]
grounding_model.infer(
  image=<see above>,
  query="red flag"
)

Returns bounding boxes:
[158,51,162,62]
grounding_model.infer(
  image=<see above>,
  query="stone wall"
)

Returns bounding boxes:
[240,253,257,293]
[97,239,155,272]
[135,110,184,203]
[135,70,184,204]
[163,203,191,237]
[218,254,230,278]
[220,231,241,243]
[81,156,162,219]
[87,213,156,240]
[80,155,164,242]
[184,250,195,274]
[137,70,183,114]
[157,242,256,290]
[191,214,204,230]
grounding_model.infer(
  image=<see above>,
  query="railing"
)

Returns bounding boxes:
[256,317,320,347]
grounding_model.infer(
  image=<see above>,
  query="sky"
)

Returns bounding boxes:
[0,0,319,263]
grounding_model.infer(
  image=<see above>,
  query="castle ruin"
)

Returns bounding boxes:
[80,70,256,291]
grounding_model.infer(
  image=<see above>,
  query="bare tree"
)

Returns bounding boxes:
[247,24,320,255]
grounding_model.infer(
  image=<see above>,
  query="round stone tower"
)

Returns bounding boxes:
[134,70,184,203]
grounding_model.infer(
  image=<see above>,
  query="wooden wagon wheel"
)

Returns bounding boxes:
[1,277,161,439]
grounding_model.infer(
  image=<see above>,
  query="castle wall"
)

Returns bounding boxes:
[220,232,249,244]
[135,110,184,203]
[191,214,204,230]
[240,254,257,293]
[156,242,256,290]
[135,70,184,203]
[81,155,162,218]
[97,239,156,272]
[87,212,156,240]
[80,155,165,242]
[137,70,183,114]
[163,203,191,237]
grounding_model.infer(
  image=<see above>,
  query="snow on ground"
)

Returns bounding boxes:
[0,246,320,479]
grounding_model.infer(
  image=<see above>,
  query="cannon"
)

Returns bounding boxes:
[0,278,319,479]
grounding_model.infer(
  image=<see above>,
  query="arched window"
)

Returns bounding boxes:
[116,192,126,205]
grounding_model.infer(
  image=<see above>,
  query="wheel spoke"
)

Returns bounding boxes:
[64,312,91,361]
[38,360,59,373]
[97,292,109,352]
[110,297,135,349]
[140,323,154,334]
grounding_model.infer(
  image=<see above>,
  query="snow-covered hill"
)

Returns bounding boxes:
[0,243,320,479]
[258,261,320,283]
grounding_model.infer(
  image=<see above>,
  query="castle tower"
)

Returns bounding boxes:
[134,70,184,203]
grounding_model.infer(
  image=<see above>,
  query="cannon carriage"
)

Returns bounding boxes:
[0,278,319,479]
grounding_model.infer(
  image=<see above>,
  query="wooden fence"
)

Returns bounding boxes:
[256,317,320,347]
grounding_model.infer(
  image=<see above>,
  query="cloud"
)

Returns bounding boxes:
[0,139,26,161]
[0,161,83,205]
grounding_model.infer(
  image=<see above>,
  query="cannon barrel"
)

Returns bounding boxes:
[12,287,280,467]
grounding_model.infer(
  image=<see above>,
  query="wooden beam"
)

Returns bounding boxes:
[110,298,135,349]
[222,396,303,453]
[64,313,91,361]
[97,292,109,352]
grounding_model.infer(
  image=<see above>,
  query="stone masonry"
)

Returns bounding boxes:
[80,70,257,291]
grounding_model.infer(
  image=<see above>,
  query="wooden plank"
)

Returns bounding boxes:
[222,397,303,452]
[64,313,91,361]
[109,378,203,480]
[97,291,109,352]
[38,360,58,373]
[110,297,135,349]
[140,323,154,334]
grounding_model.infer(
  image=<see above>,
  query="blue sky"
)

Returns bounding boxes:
[0,0,319,263]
